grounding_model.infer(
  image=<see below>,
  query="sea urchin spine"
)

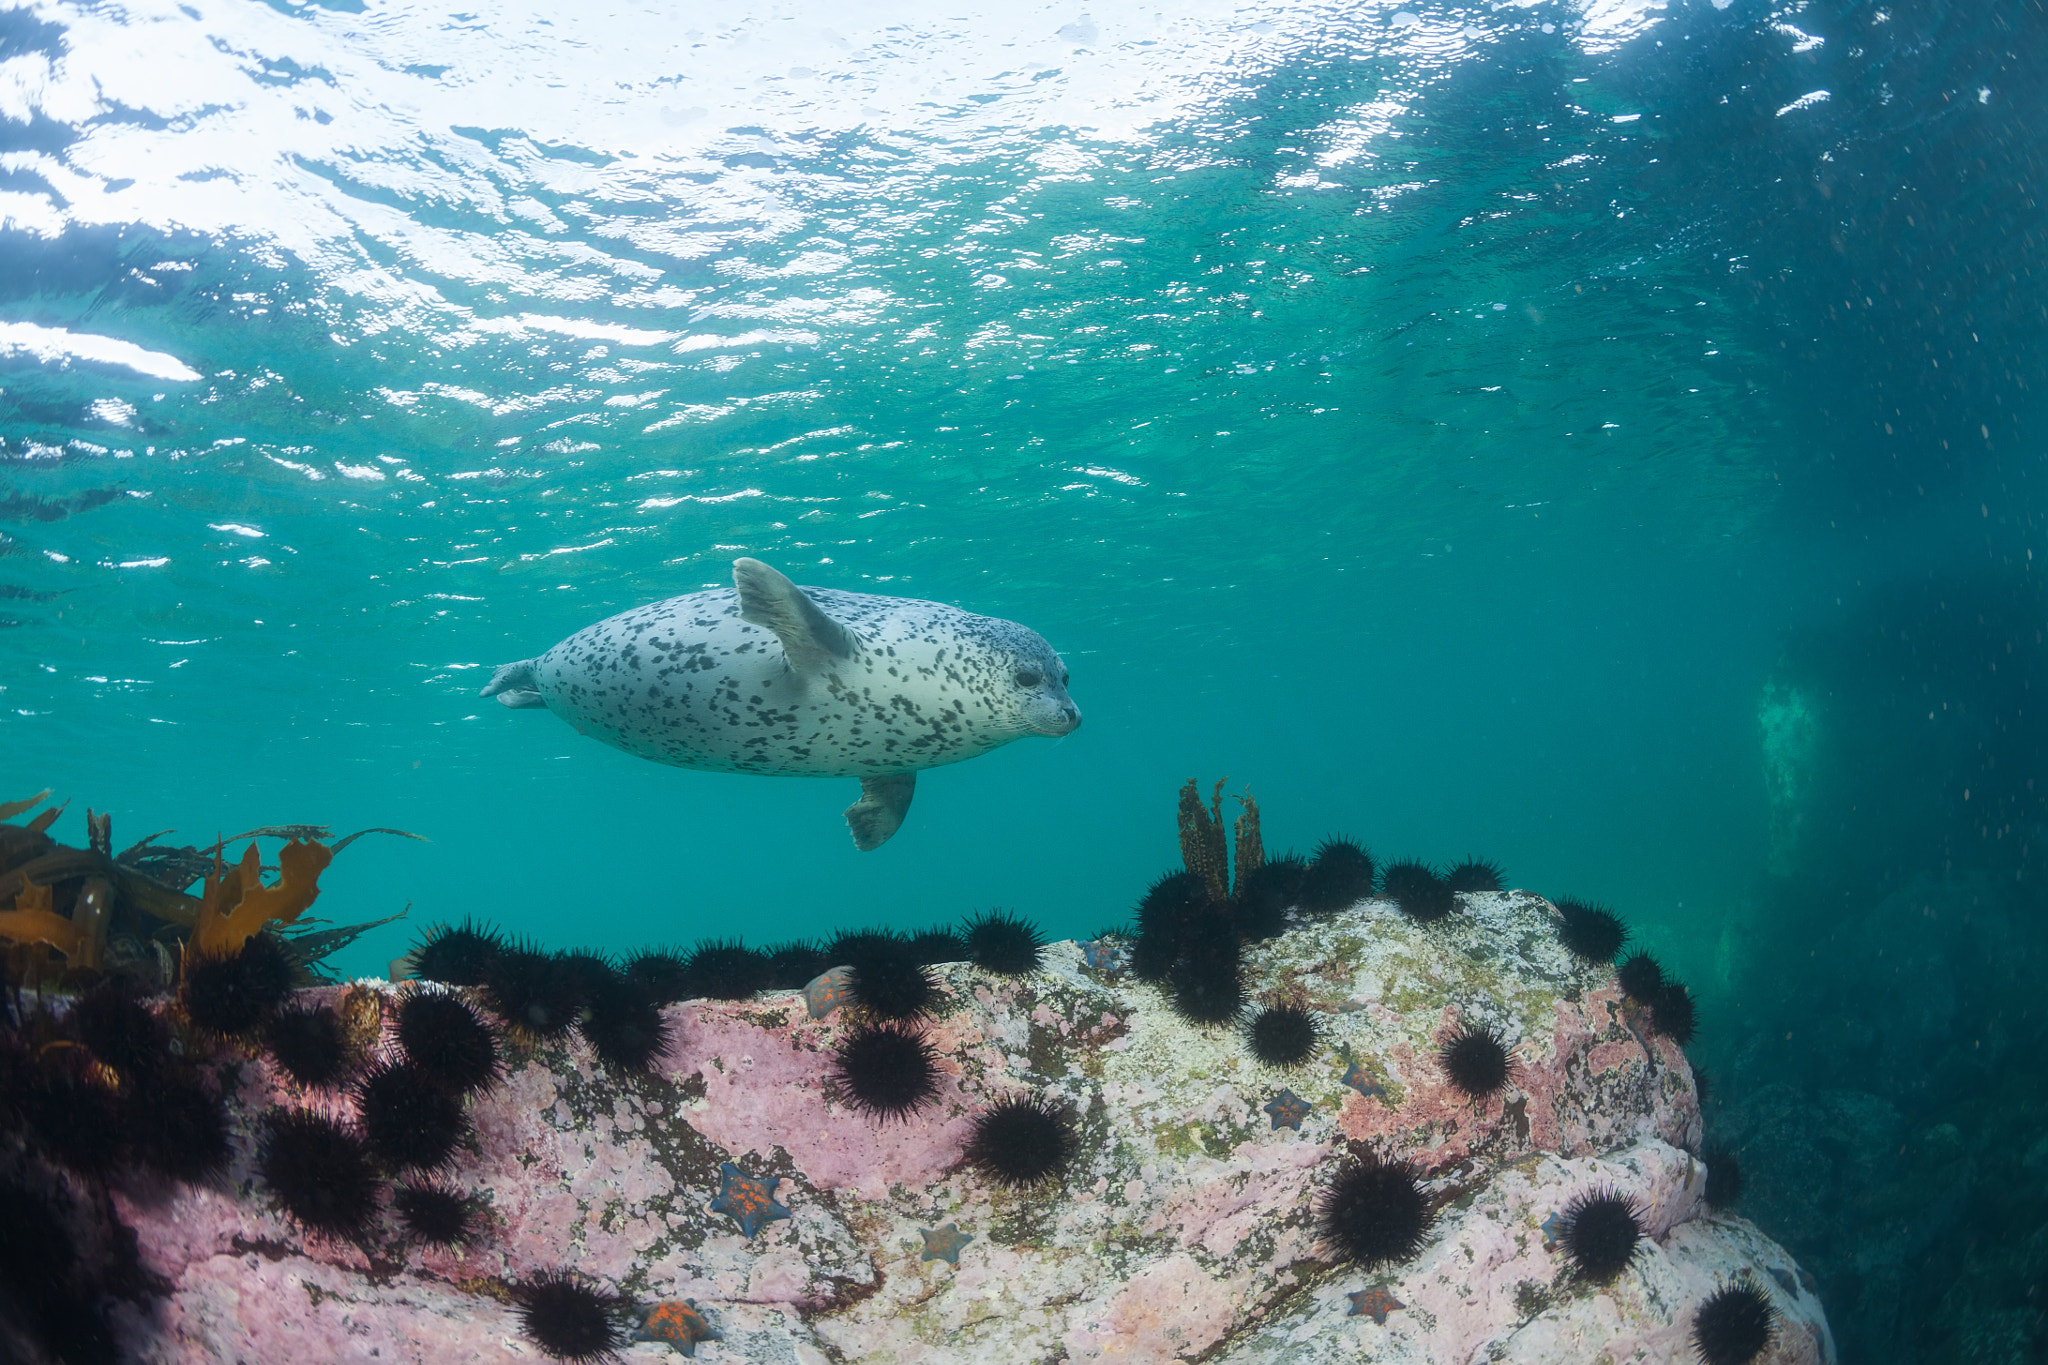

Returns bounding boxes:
[1300,838,1376,915]
[961,909,1045,976]
[1439,1020,1515,1099]
[516,1269,630,1363]
[1691,1278,1778,1365]
[963,1093,1077,1188]
[1445,857,1505,893]
[830,1021,942,1122]
[1246,1005,1320,1068]
[1558,1185,1646,1283]
[258,1109,380,1238]
[394,1181,478,1246]
[1317,1152,1434,1270]
[1553,897,1628,964]
[356,1062,471,1172]
[395,989,501,1096]
[266,1001,353,1089]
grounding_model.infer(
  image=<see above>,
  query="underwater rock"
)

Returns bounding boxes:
[106,891,1832,1364]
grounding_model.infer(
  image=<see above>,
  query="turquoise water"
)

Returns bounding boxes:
[4,0,2044,1357]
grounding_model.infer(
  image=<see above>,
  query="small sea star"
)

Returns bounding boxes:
[1080,940,1127,970]
[632,1299,718,1357]
[1346,1284,1405,1325]
[709,1162,792,1239]
[1262,1088,1312,1131]
[1341,1060,1386,1099]
[918,1222,974,1265]
[803,966,856,1020]
[1539,1212,1564,1249]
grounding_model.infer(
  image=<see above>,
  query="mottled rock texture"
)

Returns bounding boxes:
[113,890,1833,1363]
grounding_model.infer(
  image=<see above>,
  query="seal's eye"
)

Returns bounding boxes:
[1014,668,1042,689]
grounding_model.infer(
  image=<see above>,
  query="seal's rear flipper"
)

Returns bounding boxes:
[480,659,548,710]
[734,557,856,674]
[844,773,915,851]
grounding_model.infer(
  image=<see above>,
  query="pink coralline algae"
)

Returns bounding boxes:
[106,890,1828,1364]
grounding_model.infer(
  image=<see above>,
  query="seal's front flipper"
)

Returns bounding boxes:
[480,659,548,710]
[844,773,915,851]
[733,557,856,674]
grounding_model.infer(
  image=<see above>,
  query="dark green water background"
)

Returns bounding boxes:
[4,0,2045,1357]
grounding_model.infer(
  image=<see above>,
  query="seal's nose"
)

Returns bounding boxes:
[1060,703,1081,731]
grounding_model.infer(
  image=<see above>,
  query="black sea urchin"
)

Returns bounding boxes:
[962,909,1045,975]
[1233,855,1308,941]
[556,952,622,1005]
[1445,858,1505,893]
[831,1021,942,1122]
[72,984,169,1080]
[1246,1005,1320,1068]
[762,940,832,990]
[580,984,671,1075]
[622,950,693,1004]
[1691,1279,1777,1365]
[1168,936,1245,1026]
[1439,1021,1515,1099]
[848,951,939,1022]
[1554,897,1628,964]
[681,939,771,1001]
[1703,1147,1742,1211]
[259,1109,380,1237]
[20,1050,125,1177]
[907,927,967,965]
[1318,1153,1434,1270]
[266,1002,352,1089]
[396,990,501,1096]
[183,933,295,1036]
[482,946,584,1038]
[411,920,503,987]
[357,1062,470,1172]
[964,1093,1076,1187]
[125,1072,231,1184]
[1382,860,1456,922]
[516,1269,630,1363]
[1135,871,1214,947]
[826,927,905,963]
[1650,981,1698,1046]
[1558,1185,1646,1283]
[394,1180,479,1246]
[1617,951,1664,1002]
[1300,838,1376,915]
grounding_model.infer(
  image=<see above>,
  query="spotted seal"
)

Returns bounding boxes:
[481,558,1081,849]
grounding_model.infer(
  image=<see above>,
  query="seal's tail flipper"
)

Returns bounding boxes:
[480,659,548,710]
[844,773,915,851]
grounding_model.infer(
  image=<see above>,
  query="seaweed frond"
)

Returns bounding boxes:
[0,790,52,822]
[191,839,335,958]
[1178,779,1230,905]
[0,877,86,961]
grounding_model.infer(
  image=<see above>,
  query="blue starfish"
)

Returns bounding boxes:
[1080,939,1127,970]
[709,1162,791,1239]
[1341,1060,1386,1099]
[918,1221,974,1265]
[1346,1283,1405,1324]
[1539,1211,1564,1250]
[632,1299,719,1357]
[1262,1088,1312,1131]
[803,965,856,1020]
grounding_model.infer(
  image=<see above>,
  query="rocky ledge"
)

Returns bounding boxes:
[114,890,1834,1364]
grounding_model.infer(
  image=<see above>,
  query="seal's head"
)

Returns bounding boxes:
[988,623,1081,738]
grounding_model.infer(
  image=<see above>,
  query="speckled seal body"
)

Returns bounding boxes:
[482,558,1080,848]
